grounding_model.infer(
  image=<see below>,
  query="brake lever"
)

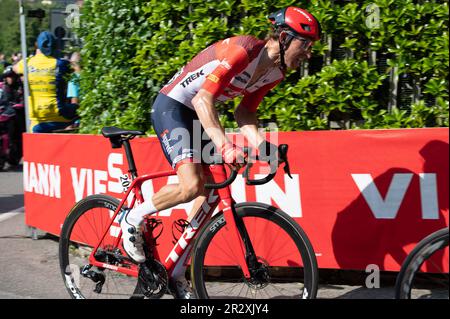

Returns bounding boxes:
[284,161,293,179]
[278,144,292,179]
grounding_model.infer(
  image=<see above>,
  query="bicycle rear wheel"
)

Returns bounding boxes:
[59,195,142,299]
[395,227,449,299]
[191,203,318,299]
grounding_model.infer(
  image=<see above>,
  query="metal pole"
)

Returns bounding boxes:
[388,66,398,113]
[19,0,31,133]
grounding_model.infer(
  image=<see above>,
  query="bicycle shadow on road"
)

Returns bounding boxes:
[331,285,447,299]
[331,140,449,273]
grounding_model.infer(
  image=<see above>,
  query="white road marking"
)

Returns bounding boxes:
[0,207,24,223]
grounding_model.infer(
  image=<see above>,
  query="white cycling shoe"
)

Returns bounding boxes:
[169,277,196,299]
[120,213,146,264]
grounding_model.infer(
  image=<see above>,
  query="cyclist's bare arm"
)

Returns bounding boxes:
[234,79,282,149]
[191,89,229,149]
[234,104,265,149]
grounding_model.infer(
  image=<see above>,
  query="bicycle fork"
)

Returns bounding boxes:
[220,200,259,279]
[210,166,256,279]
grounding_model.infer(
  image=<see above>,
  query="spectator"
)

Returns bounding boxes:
[1,66,25,165]
[0,53,10,73]
[13,31,76,133]
[63,52,81,130]
[67,52,81,104]
[2,67,23,106]
[11,53,22,65]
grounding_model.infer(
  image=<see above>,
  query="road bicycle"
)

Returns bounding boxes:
[59,126,318,299]
[395,227,449,299]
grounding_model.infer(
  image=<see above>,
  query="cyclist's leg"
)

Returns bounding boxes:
[124,93,199,218]
[169,165,215,282]
[150,93,214,210]
[123,162,205,227]
[157,162,213,298]
[122,93,207,264]
[170,118,218,223]
[152,161,206,210]
[150,93,213,298]
[135,93,205,213]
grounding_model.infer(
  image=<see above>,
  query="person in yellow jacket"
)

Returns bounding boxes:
[13,31,77,133]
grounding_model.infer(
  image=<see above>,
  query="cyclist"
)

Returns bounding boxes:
[120,6,321,298]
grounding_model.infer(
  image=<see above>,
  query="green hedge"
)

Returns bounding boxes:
[77,0,449,134]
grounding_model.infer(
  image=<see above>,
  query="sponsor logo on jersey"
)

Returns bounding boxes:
[173,149,196,166]
[235,76,247,84]
[180,70,204,88]
[206,74,220,84]
[160,129,169,138]
[220,59,232,70]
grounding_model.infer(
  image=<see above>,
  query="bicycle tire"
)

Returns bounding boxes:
[191,202,318,299]
[395,227,449,299]
[59,195,143,299]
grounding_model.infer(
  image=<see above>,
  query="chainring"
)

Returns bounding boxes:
[136,260,168,299]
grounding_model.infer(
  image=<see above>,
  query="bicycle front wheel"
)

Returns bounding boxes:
[59,195,142,299]
[395,227,449,299]
[191,203,318,299]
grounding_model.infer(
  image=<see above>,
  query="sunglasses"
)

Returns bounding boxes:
[285,31,314,50]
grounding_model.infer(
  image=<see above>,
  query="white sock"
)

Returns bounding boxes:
[125,198,157,226]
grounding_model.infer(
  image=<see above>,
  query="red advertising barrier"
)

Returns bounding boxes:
[23,128,449,272]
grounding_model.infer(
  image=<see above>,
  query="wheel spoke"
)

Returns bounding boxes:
[60,196,143,299]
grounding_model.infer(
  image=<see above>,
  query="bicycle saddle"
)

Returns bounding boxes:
[101,126,145,138]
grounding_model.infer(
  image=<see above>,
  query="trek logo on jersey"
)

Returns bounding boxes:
[206,74,220,84]
[180,70,205,88]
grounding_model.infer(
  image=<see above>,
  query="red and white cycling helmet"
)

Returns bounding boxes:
[268,7,321,70]
[269,7,321,42]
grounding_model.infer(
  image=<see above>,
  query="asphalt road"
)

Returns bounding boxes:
[0,212,399,299]
[0,168,440,300]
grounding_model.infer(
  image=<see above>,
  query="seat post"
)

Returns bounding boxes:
[122,139,138,179]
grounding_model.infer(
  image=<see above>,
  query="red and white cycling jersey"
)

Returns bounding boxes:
[160,35,284,112]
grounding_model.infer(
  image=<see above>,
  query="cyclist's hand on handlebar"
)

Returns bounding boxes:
[221,142,247,170]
